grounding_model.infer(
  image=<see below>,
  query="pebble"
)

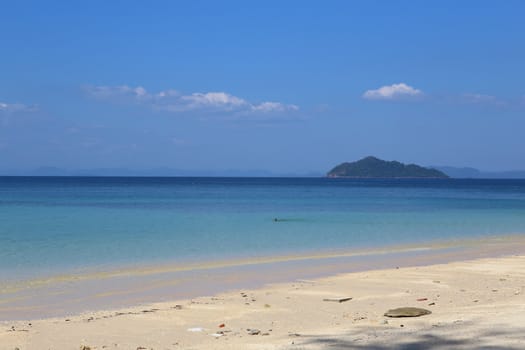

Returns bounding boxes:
[384,307,431,318]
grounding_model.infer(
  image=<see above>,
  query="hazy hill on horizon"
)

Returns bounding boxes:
[327,156,448,178]
[433,166,525,179]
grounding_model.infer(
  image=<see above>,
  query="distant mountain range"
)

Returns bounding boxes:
[432,166,525,179]
[0,166,322,178]
[327,156,448,178]
[1,163,524,179]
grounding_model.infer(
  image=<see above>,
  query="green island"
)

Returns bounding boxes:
[327,156,449,178]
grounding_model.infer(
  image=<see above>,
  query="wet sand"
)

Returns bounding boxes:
[1,236,525,349]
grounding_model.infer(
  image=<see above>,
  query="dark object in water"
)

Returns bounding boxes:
[273,218,305,222]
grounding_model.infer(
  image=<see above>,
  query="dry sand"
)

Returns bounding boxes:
[2,254,525,350]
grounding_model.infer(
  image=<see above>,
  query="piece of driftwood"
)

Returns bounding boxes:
[323,297,352,303]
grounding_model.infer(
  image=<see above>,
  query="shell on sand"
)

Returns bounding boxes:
[384,307,432,318]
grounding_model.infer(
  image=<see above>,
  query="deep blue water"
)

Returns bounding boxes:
[1,177,525,281]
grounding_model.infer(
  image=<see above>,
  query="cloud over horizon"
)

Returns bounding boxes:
[85,85,299,116]
[0,102,36,113]
[362,83,423,100]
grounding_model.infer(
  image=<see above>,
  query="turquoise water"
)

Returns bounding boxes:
[1,177,525,282]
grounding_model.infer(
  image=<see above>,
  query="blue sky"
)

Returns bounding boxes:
[1,1,524,173]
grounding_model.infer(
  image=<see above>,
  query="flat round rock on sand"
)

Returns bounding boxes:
[384,307,432,318]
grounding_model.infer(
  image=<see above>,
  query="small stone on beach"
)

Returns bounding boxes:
[384,307,432,318]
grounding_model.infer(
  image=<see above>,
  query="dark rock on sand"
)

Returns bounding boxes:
[247,328,261,335]
[384,307,432,317]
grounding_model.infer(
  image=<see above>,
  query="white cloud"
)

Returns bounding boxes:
[363,83,423,100]
[178,92,248,110]
[157,89,179,98]
[85,85,151,101]
[0,102,36,113]
[85,85,299,116]
[463,93,496,102]
[251,101,299,113]
[462,93,505,106]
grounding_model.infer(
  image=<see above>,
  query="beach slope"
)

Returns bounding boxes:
[2,255,525,349]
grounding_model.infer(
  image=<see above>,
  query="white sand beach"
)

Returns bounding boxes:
[2,251,525,349]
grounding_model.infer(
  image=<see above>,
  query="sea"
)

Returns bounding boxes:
[2,176,525,281]
[1,176,525,319]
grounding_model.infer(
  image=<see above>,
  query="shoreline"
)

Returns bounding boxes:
[1,233,525,323]
[2,247,525,349]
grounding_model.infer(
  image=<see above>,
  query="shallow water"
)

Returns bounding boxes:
[1,177,525,282]
[2,235,525,321]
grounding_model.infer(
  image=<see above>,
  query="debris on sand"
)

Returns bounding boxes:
[323,297,352,303]
[384,307,431,318]
[187,327,204,332]
[247,328,260,335]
